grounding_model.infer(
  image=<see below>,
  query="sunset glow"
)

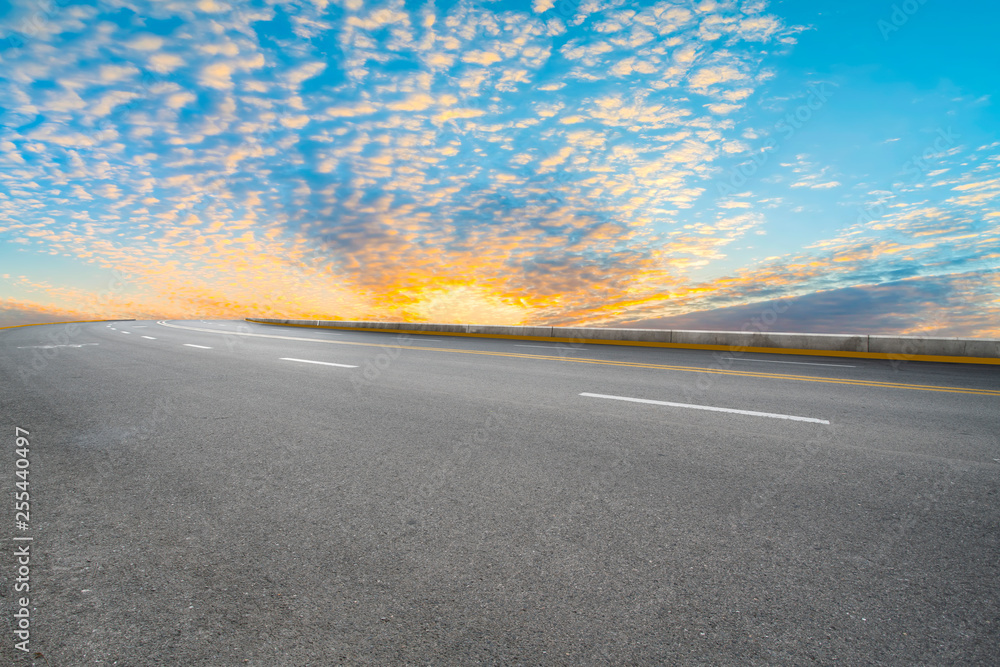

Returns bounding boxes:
[1,0,998,335]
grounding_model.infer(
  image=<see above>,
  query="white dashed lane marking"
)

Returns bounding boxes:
[280,357,358,368]
[580,392,830,424]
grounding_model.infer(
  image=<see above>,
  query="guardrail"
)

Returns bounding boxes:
[245,318,1000,364]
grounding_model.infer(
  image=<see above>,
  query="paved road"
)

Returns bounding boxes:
[1,319,998,665]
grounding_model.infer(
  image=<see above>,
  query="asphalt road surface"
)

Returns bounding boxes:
[1,319,998,665]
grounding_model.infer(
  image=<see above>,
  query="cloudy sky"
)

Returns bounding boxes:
[1,0,997,336]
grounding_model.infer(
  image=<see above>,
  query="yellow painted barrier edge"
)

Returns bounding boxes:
[0,319,134,331]
[245,319,1000,366]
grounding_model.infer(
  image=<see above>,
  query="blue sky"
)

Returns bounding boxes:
[1,0,997,336]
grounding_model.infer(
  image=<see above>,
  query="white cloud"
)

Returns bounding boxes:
[284,62,327,88]
[199,62,235,90]
[326,103,377,117]
[127,34,164,51]
[688,65,746,93]
[148,53,185,73]
[90,91,139,117]
[462,50,502,66]
[705,102,742,114]
[165,92,197,109]
[99,64,138,83]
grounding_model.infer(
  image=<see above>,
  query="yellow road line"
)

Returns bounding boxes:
[0,319,131,331]
[164,321,1000,397]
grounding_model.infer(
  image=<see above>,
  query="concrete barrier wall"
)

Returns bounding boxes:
[869,335,1000,358]
[245,318,1000,361]
[466,324,553,337]
[551,327,672,343]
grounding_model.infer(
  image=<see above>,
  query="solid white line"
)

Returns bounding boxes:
[721,357,855,368]
[142,336,156,340]
[280,357,358,368]
[183,344,212,349]
[514,344,586,350]
[580,392,830,424]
